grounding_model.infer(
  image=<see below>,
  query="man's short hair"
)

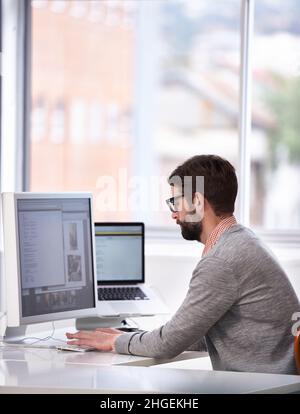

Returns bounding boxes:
[168,154,238,216]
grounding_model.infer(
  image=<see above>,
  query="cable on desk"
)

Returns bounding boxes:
[19,321,56,345]
[21,321,71,345]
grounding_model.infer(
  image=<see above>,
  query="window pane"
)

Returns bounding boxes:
[251,0,300,230]
[30,0,240,226]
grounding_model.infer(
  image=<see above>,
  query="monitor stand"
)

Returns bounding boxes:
[3,325,57,346]
[2,326,28,344]
[1,318,135,345]
[75,316,131,331]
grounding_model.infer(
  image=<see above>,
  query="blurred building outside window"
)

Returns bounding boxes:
[28,0,300,231]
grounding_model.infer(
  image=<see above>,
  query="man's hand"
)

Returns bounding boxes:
[65,328,123,352]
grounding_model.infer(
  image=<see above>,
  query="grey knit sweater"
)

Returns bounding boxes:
[115,225,300,374]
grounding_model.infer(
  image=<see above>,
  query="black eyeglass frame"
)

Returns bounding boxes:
[165,195,184,213]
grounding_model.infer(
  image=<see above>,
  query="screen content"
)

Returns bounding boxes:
[95,225,143,283]
[17,198,95,317]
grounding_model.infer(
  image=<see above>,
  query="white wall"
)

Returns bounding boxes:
[145,253,199,314]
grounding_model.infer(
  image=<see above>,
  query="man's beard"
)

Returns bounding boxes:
[177,211,203,242]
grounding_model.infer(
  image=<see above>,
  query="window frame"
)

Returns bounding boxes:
[0,0,2,192]
[2,0,300,245]
[1,0,29,192]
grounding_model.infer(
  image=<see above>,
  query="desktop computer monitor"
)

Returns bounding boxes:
[1,192,98,342]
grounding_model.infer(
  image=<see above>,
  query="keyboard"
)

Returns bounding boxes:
[98,286,149,301]
[56,344,95,352]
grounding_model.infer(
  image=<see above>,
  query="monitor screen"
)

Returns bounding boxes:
[95,223,144,284]
[17,197,96,318]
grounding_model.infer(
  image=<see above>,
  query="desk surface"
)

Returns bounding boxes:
[0,343,203,367]
[0,346,300,394]
[1,322,299,394]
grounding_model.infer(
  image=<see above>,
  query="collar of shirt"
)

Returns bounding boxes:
[202,215,237,257]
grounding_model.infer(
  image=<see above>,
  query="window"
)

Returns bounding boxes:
[10,0,297,235]
[50,101,65,144]
[251,0,300,230]
[29,0,240,226]
[31,97,46,142]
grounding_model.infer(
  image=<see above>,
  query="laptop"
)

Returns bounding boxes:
[95,222,169,317]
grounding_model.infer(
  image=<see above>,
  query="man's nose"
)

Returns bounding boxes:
[172,211,178,220]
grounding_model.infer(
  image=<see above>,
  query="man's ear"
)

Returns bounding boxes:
[193,192,204,210]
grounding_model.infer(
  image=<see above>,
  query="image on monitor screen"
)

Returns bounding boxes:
[17,197,96,319]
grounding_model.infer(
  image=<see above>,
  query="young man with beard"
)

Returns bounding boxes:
[66,155,300,374]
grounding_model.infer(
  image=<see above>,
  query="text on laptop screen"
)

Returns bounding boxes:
[95,224,143,283]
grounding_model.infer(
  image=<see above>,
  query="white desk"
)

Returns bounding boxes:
[1,321,299,394]
[0,318,204,368]
[0,344,204,368]
[0,345,300,394]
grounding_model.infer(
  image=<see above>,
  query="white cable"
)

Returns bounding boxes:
[50,322,69,344]
[20,322,56,345]
[19,321,67,345]
[0,321,69,349]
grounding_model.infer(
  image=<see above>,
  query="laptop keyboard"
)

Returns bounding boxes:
[98,287,149,301]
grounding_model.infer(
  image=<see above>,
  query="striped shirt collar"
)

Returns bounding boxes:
[202,215,237,257]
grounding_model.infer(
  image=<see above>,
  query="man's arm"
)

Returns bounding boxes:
[66,257,237,358]
[114,256,238,358]
[186,337,207,352]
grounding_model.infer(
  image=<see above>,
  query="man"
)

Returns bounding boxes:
[66,155,300,374]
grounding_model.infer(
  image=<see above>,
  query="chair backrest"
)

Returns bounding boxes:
[295,330,300,375]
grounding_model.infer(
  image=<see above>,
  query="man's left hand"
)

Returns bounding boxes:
[66,328,123,352]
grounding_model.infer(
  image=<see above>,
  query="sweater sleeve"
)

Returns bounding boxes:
[186,337,207,352]
[114,257,238,359]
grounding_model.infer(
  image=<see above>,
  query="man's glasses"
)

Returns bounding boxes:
[165,195,184,213]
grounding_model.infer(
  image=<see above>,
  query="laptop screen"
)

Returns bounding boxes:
[95,223,144,284]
